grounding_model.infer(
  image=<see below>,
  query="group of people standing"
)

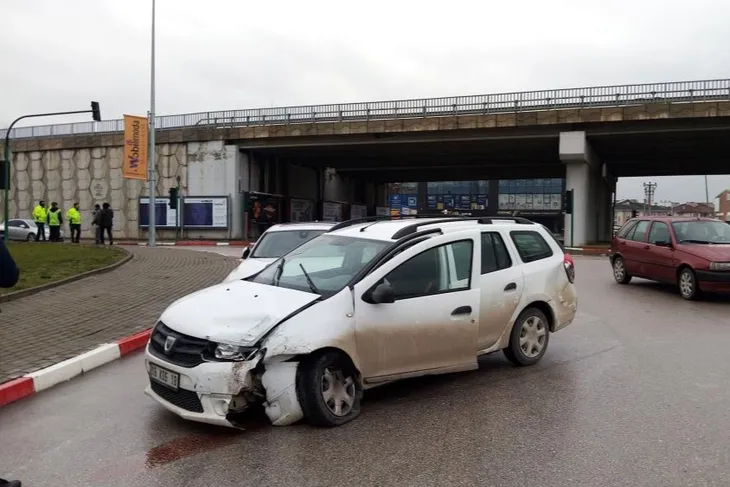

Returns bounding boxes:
[31,200,114,244]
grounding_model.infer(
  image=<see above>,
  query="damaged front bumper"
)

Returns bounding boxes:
[144,346,304,428]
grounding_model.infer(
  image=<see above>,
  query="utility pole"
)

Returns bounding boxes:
[704,175,710,204]
[643,182,657,216]
[147,0,157,247]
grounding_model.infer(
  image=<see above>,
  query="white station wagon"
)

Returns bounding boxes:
[222,222,334,283]
[144,216,578,428]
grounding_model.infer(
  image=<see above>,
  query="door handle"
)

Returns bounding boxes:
[643,245,650,250]
[620,241,626,246]
[504,282,517,291]
[451,306,472,316]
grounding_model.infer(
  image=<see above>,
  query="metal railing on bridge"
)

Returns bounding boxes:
[2,79,729,140]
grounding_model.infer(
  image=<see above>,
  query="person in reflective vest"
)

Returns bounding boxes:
[32,200,48,242]
[66,202,82,243]
[46,202,63,242]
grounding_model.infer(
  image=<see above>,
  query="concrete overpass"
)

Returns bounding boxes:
[2,79,729,245]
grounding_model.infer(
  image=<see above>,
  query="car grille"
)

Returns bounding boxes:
[148,322,208,367]
[150,380,204,413]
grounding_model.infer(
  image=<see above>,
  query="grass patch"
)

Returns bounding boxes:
[2,243,127,295]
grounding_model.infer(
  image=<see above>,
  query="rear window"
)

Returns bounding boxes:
[617,220,638,239]
[510,231,554,263]
[251,229,328,258]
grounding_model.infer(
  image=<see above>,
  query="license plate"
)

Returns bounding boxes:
[149,362,180,391]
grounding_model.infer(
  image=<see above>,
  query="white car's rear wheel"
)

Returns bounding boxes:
[504,307,550,367]
[296,351,362,427]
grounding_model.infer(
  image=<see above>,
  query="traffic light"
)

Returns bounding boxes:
[563,189,574,214]
[91,101,102,122]
[169,187,179,209]
[0,160,7,190]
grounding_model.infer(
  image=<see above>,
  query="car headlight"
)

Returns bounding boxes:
[709,262,730,271]
[213,343,257,361]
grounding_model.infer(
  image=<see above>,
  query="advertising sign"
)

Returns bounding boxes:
[183,197,228,228]
[290,198,314,222]
[123,115,148,180]
[350,204,367,219]
[376,206,389,217]
[139,196,229,228]
[139,197,177,227]
[322,201,344,222]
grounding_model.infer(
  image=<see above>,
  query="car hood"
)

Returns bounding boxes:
[159,280,319,346]
[679,244,730,261]
[221,258,276,283]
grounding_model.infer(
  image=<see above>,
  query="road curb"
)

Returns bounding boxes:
[0,328,152,408]
[117,241,250,247]
[0,246,134,303]
[565,247,611,257]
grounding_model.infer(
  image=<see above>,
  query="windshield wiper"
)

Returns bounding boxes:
[299,263,320,294]
[678,239,712,244]
[273,257,286,286]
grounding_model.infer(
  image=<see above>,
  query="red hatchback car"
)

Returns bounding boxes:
[610,217,730,300]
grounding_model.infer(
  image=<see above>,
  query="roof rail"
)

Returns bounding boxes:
[391,216,535,240]
[327,214,465,233]
[478,216,534,225]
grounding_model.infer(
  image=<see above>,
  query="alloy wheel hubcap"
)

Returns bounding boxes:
[614,260,625,280]
[519,316,547,358]
[679,272,693,297]
[321,367,356,417]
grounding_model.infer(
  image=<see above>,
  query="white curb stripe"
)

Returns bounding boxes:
[27,343,121,393]
[216,242,230,246]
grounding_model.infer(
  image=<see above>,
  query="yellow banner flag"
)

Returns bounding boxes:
[123,114,149,180]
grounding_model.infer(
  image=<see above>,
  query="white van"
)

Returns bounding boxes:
[144,217,578,428]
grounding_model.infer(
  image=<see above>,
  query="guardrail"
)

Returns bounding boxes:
[2,79,729,140]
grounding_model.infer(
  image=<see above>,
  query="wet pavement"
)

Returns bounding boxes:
[2,256,730,486]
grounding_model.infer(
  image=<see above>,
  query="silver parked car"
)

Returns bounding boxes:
[0,219,65,242]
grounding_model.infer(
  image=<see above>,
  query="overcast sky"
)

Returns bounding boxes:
[2,0,729,202]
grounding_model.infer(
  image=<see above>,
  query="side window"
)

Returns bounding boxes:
[385,240,473,300]
[627,221,650,242]
[617,220,638,239]
[7,220,21,228]
[647,222,670,244]
[510,231,554,263]
[481,232,512,274]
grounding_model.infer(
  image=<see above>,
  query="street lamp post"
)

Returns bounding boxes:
[148,0,157,247]
[2,103,101,240]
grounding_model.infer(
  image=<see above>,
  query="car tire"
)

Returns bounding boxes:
[296,351,362,427]
[678,267,700,301]
[612,256,632,284]
[503,307,551,367]
[26,233,37,242]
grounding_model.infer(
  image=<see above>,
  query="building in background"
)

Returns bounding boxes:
[713,190,730,222]
[671,202,715,218]
[614,199,671,229]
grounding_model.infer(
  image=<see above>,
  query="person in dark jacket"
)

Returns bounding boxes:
[92,204,102,244]
[100,202,114,245]
[0,242,22,487]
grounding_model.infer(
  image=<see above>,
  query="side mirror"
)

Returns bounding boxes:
[368,281,395,304]
[241,247,251,259]
[655,240,672,248]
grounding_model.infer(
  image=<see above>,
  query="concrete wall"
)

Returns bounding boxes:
[0,144,186,240]
[0,141,250,240]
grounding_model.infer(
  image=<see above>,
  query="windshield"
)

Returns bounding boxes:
[672,221,730,244]
[250,229,328,258]
[250,234,390,296]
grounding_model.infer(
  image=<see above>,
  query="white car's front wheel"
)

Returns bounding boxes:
[504,307,550,367]
[296,351,362,427]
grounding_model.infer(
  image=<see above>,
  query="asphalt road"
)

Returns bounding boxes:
[2,256,730,487]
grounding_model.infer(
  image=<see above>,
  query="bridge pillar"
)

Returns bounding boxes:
[560,131,601,247]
